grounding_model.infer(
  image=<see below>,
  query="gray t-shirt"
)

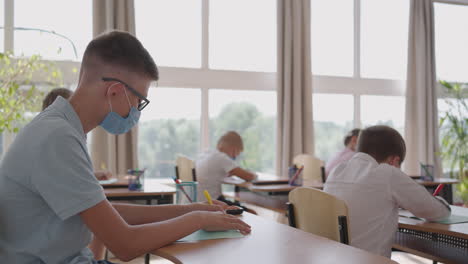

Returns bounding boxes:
[0,97,106,263]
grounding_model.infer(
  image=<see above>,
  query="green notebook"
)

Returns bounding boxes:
[433,214,468,224]
[400,213,468,224]
[178,230,244,242]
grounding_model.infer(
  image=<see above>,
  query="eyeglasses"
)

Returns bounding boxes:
[102,77,150,111]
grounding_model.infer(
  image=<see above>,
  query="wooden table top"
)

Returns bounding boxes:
[152,213,397,264]
[223,173,323,193]
[414,178,460,186]
[104,179,175,198]
[398,206,468,239]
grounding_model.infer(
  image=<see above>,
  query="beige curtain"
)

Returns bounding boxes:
[404,0,441,177]
[91,0,138,174]
[276,0,314,176]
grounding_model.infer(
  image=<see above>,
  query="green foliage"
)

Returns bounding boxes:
[139,118,200,178]
[457,176,468,205]
[314,121,353,162]
[210,102,276,173]
[0,52,62,133]
[138,101,356,179]
[438,80,468,203]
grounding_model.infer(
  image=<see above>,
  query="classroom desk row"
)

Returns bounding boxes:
[222,174,467,264]
[101,175,465,263]
[152,212,397,264]
[101,179,397,264]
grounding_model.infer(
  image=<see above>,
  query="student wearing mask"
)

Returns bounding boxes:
[0,31,250,264]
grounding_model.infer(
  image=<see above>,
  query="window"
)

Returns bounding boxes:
[360,0,409,80]
[313,94,354,162]
[434,3,468,82]
[135,0,202,68]
[360,95,405,135]
[0,0,4,52]
[14,0,91,61]
[209,0,276,72]
[311,0,354,76]
[138,88,201,179]
[209,90,276,173]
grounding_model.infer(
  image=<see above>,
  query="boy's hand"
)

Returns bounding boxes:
[195,211,251,235]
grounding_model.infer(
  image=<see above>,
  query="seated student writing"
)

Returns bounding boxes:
[42,88,112,181]
[324,125,450,258]
[0,31,250,264]
[325,128,360,177]
[196,131,257,202]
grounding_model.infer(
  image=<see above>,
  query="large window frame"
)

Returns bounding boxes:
[3,0,467,159]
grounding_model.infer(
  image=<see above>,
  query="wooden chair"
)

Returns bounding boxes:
[175,155,197,182]
[293,154,326,183]
[287,187,350,244]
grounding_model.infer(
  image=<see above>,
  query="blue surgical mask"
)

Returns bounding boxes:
[100,85,141,135]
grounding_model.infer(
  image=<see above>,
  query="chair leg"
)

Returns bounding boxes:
[286,202,296,228]
[338,216,349,245]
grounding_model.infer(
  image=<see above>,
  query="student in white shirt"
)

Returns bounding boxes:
[196,131,257,202]
[324,125,450,258]
[325,128,360,177]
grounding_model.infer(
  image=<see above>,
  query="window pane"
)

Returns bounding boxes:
[209,0,276,72]
[361,95,405,135]
[361,0,409,80]
[435,3,468,82]
[135,0,201,68]
[14,0,91,61]
[438,96,468,174]
[311,0,353,77]
[313,94,354,162]
[138,88,201,179]
[0,0,3,52]
[209,90,276,173]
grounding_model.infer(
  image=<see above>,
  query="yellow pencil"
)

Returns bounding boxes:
[203,190,213,205]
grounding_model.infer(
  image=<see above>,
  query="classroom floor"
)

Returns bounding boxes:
[109,204,438,264]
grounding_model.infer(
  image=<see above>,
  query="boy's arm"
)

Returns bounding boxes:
[112,201,229,225]
[391,168,450,221]
[80,200,251,262]
[229,167,257,181]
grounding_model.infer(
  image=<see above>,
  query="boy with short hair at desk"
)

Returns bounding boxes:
[0,31,250,264]
[324,125,450,258]
[196,131,257,202]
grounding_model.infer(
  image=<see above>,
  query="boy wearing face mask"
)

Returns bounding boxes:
[196,131,257,202]
[324,125,450,258]
[0,31,251,264]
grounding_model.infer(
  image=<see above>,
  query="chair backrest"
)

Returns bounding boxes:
[175,155,197,182]
[288,187,350,244]
[293,154,324,183]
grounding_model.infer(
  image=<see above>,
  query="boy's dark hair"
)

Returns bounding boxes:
[83,30,158,81]
[42,88,73,110]
[356,125,406,164]
[344,128,361,146]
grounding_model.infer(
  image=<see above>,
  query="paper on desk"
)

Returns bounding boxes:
[434,214,468,224]
[178,230,244,242]
[399,210,468,224]
[98,178,118,185]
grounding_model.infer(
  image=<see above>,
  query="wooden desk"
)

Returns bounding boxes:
[152,213,397,264]
[394,206,468,264]
[104,179,175,205]
[223,173,322,194]
[100,179,129,188]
